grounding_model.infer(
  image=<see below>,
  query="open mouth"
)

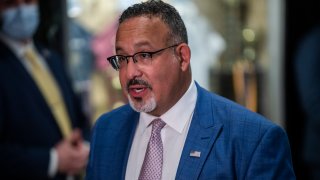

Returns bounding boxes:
[127,79,152,98]
[128,85,149,98]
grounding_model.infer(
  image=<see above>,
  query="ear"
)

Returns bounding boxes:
[176,43,191,71]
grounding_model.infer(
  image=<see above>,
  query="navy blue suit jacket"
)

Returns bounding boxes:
[0,40,90,179]
[86,83,295,179]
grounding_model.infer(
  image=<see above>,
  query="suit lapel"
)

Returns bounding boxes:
[120,111,140,180]
[176,84,223,180]
[0,41,57,117]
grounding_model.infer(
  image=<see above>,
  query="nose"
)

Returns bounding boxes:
[125,57,142,79]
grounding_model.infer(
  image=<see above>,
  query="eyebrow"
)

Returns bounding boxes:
[115,41,154,53]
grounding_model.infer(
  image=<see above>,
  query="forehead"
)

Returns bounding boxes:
[116,16,170,49]
[0,0,37,10]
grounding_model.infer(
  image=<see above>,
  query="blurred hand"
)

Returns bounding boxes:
[55,128,90,175]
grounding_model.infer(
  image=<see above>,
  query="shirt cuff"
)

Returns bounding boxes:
[48,148,58,178]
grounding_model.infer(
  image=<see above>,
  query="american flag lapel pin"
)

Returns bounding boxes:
[190,150,201,158]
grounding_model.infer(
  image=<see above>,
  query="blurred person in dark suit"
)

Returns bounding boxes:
[295,25,320,180]
[0,0,90,179]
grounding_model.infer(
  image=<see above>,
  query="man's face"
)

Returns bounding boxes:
[115,16,189,116]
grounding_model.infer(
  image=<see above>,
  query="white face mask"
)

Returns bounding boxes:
[1,4,39,41]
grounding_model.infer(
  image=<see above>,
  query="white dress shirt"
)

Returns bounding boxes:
[125,80,197,180]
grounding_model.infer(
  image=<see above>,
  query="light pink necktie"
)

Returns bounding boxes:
[139,118,166,180]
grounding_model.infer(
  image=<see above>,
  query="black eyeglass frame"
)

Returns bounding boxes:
[107,43,180,71]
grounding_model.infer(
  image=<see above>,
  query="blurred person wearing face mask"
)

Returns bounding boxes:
[0,0,91,179]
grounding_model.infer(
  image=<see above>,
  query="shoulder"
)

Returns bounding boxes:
[196,83,282,136]
[302,26,320,43]
[296,26,320,59]
[89,104,139,148]
[199,86,290,156]
[93,104,138,131]
[0,41,14,63]
[34,42,62,61]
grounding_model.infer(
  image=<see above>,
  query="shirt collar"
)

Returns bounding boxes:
[140,80,197,133]
[0,32,34,58]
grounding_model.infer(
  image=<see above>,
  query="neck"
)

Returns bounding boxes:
[149,75,192,117]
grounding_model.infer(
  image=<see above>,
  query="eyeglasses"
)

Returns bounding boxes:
[107,44,179,71]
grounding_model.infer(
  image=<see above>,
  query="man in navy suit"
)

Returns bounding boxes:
[0,0,90,179]
[86,0,295,179]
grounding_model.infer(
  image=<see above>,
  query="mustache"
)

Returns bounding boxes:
[126,79,152,90]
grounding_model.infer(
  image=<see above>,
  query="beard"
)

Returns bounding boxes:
[126,78,156,113]
[127,92,157,113]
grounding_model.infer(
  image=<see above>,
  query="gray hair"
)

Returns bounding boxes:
[118,0,188,45]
